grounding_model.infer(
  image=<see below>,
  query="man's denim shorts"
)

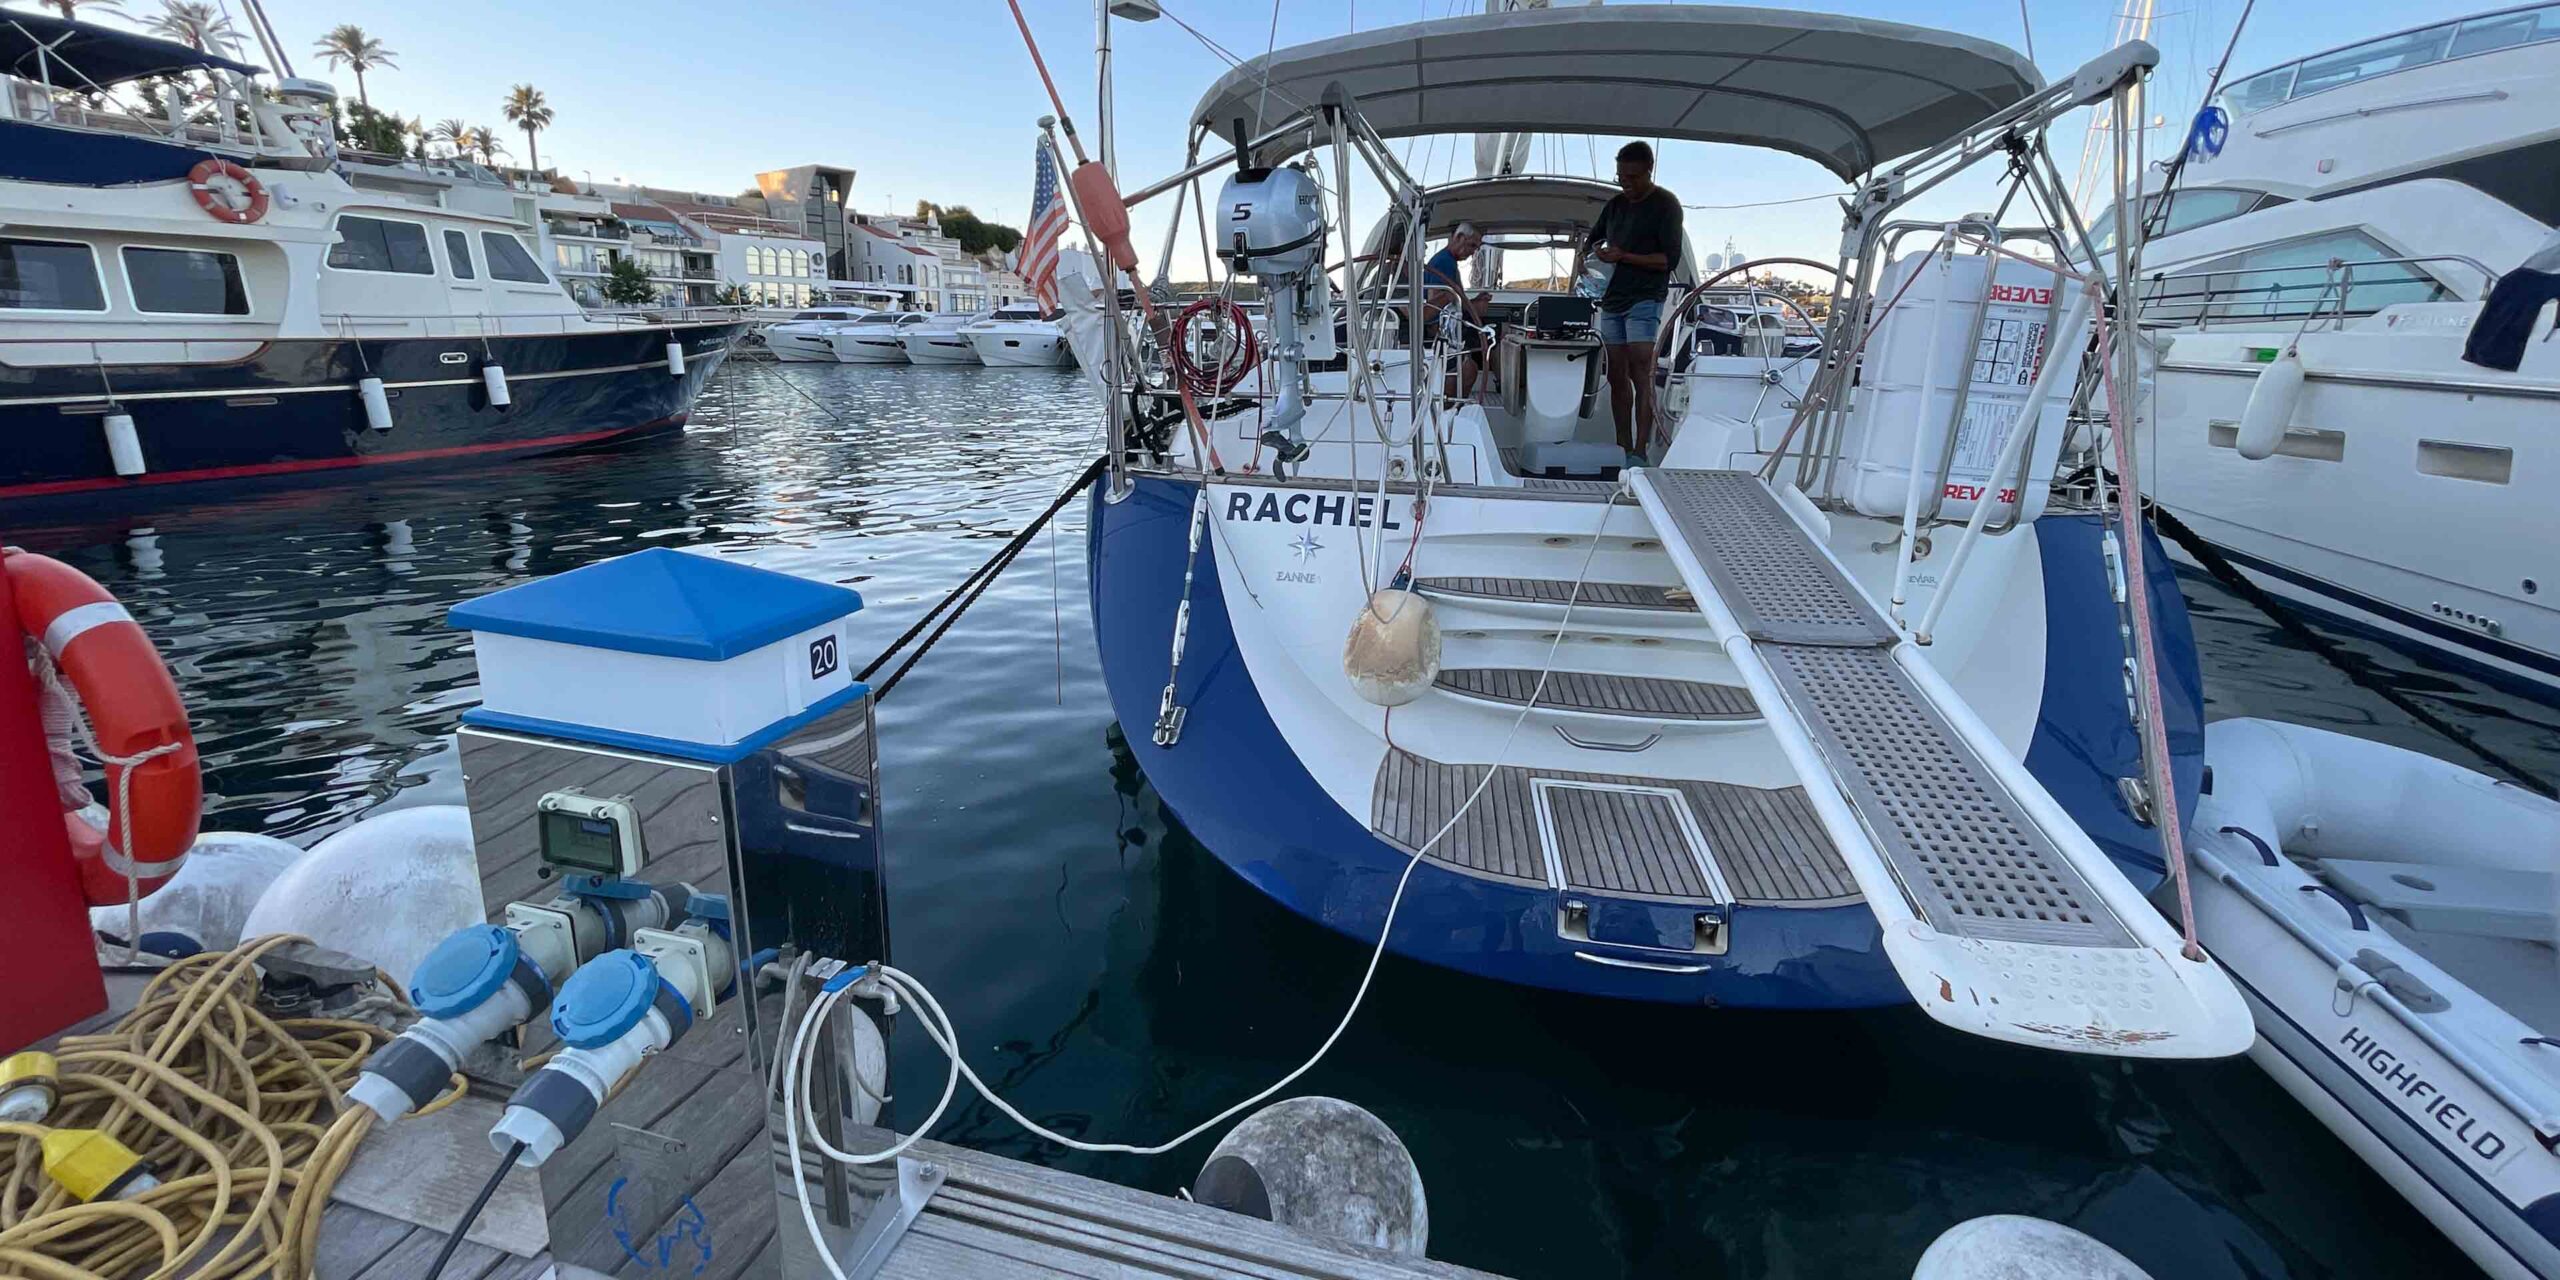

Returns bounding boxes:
[1596,299,1662,346]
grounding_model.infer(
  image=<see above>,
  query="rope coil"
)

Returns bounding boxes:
[0,936,453,1279]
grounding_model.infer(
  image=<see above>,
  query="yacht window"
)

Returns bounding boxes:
[443,230,477,280]
[121,247,249,315]
[481,232,549,283]
[2450,3,2560,56]
[2091,187,2272,254]
[328,216,434,274]
[0,238,106,311]
[2292,25,2456,98]
[2153,228,2446,324]
[2219,67,2296,114]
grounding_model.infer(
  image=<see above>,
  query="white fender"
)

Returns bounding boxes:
[1913,1216,2151,1279]
[90,830,303,953]
[2204,718,2560,875]
[358,377,393,432]
[242,805,484,985]
[2233,349,2304,460]
[1342,590,1441,707]
[1193,1097,1428,1256]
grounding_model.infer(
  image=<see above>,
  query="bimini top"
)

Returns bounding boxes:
[1,11,262,87]
[1192,4,2041,181]
[1412,176,1620,238]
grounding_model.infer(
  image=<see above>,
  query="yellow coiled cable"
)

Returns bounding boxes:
[0,935,463,1279]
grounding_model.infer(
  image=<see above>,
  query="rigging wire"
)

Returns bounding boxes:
[1680,192,1842,212]
[2135,0,2258,245]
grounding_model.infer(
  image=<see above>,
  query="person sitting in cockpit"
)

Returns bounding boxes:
[1423,223,1492,398]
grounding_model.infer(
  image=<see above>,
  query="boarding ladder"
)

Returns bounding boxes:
[1627,468,2251,1058]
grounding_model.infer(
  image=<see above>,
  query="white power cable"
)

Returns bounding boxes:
[787,484,1626,1179]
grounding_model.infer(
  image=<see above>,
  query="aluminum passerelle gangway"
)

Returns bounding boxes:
[1627,467,2252,1058]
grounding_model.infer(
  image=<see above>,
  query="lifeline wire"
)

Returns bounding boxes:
[787,488,1626,1186]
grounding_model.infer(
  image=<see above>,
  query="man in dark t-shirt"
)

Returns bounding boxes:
[1580,141,1684,461]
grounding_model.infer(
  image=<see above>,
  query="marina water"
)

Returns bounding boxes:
[15,361,2542,1279]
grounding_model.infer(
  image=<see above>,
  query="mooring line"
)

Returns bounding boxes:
[859,455,1107,698]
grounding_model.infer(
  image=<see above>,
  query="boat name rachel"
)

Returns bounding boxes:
[1224,492,1406,531]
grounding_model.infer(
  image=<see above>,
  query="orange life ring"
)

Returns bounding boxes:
[187,157,268,225]
[4,550,201,907]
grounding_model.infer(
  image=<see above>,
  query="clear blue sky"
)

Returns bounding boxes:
[232,0,2495,271]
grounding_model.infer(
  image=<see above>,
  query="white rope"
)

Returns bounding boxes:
[789,486,1625,1177]
[32,646,185,963]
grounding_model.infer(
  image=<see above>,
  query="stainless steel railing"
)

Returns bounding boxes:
[2138,254,2498,329]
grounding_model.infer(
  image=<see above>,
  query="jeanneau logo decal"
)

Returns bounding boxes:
[1224,490,1403,530]
[1289,530,1324,564]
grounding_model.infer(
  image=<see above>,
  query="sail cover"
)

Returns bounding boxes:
[1191,4,2040,180]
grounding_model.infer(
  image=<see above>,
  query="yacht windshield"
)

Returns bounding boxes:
[2218,3,2560,114]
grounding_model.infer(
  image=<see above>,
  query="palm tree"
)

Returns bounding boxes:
[464,126,507,167]
[429,118,469,158]
[141,0,237,54]
[311,25,398,110]
[46,0,126,22]
[501,84,553,177]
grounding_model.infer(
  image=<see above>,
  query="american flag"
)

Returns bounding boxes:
[1021,137,1069,313]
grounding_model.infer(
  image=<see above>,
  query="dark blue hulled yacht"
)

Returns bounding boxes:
[0,12,745,512]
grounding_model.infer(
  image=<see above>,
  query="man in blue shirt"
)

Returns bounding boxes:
[1423,223,1489,397]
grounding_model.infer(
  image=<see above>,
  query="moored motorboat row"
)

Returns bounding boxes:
[755,301,1076,367]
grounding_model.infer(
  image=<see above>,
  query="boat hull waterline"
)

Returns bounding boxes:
[1,322,746,510]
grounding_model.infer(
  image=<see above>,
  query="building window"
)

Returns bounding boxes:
[481,232,551,283]
[121,246,250,315]
[444,229,477,280]
[327,216,435,274]
[0,237,106,311]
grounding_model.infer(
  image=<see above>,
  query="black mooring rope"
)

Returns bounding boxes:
[860,455,1107,699]
[2137,490,2554,798]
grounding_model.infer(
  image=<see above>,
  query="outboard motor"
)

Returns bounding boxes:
[1214,161,1329,464]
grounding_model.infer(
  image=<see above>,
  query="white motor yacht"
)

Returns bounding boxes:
[761,307,870,362]
[0,11,745,514]
[964,302,1073,367]
[899,313,986,365]
[2114,3,2560,700]
[826,312,927,363]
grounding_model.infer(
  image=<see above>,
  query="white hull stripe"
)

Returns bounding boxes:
[42,601,133,658]
[0,350,726,410]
